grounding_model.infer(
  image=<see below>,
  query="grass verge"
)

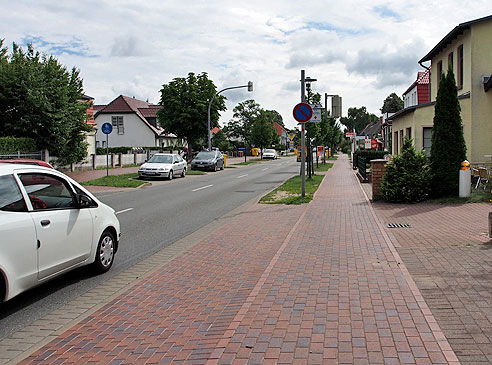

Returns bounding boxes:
[427,190,492,204]
[187,169,206,175]
[260,174,325,205]
[232,158,262,166]
[80,173,147,188]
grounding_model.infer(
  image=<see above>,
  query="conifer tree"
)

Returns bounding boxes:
[430,69,467,197]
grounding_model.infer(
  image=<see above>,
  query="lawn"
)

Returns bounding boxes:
[80,173,147,188]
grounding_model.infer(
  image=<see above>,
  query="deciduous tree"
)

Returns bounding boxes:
[157,72,225,153]
[0,41,91,165]
[381,93,404,113]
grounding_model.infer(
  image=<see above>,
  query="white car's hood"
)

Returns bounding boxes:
[140,162,173,169]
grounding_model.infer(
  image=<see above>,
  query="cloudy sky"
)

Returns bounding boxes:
[1,0,490,130]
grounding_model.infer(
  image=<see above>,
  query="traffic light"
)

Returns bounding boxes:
[247,81,253,92]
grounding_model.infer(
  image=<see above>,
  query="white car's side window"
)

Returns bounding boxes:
[19,174,76,210]
[0,174,28,212]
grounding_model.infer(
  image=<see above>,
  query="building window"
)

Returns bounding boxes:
[448,52,453,72]
[394,131,399,154]
[111,116,124,135]
[457,44,463,89]
[437,60,443,88]
[102,140,107,148]
[423,127,432,157]
[96,141,100,148]
[400,130,404,150]
[406,127,411,138]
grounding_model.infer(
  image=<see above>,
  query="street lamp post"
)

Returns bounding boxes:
[207,81,253,151]
[304,77,317,178]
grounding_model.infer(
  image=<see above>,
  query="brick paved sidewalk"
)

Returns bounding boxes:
[16,155,458,364]
[372,200,492,364]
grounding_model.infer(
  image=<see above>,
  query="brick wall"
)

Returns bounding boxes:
[371,159,387,201]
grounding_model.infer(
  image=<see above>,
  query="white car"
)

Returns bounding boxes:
[0,164,120,303]
[138,153,187,180]
[262,149,278,159]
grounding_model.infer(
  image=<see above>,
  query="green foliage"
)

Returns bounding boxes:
[340,106,378,133]
[226,99,261,146]
[250,110,279,149]
[0,41,91,165]
[381,93,404,113]
[0,136,37,153]
[157,72,225,151]
[264,110,284,127]
[430,69,467,197]
[212,129,232,152]
[380,137,431,203]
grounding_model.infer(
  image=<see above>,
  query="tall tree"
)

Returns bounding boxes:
[381,92,404,113]
[340,106,378,133]
[158,72,225,152]
[0,41,90,165]
[264,109,284,127]
[250,110,279,151]
[430,69,467,197]
[226,99,261,147]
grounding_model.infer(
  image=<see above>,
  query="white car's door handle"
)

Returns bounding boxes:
[40,220,50,226]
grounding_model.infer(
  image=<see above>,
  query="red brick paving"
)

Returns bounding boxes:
[19,155,459,364]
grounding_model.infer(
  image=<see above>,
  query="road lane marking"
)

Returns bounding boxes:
[262,168,269,171]
[237,174,248,179]
[116,208,134,215]
[192,184,213,192]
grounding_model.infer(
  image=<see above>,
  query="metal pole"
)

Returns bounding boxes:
[300,70,306,198]
[208,83,253,151]
[106,134,109,177]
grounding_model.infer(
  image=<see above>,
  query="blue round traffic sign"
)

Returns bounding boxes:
[293,103,312,123]
[101,122,113,135]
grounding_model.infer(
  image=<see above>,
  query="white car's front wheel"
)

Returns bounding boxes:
[168,170,173,180]
[94,230,115,273]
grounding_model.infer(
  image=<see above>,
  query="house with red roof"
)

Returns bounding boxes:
[403,70,430,108]
[273,122,287,147]
[94,95,184,149]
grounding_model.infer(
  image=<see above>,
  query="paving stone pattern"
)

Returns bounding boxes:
[18,155,457,364]
[373,201,492,364]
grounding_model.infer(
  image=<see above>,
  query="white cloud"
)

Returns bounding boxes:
[1,0,491,129]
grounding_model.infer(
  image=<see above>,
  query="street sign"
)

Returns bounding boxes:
[310,104,323,123]
[345,132,355,138]
[293,103,312,123]
[287,132,296,141]
[102,122,113,135]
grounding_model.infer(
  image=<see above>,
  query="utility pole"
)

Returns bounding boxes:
[300,70,306,198]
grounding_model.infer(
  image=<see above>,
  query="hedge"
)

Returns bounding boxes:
[0,137,38,154]
[353,149,388,168]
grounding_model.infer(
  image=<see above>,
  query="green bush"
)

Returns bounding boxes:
[380,137,430,203]
[0,137,38,154]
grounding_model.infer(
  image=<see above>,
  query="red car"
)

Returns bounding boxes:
[0,159,54,169]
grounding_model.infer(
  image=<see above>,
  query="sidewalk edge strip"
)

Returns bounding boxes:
[356,174,460,364]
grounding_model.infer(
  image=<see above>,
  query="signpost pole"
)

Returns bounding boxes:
[300,70,306,198]
[106,134,109,177]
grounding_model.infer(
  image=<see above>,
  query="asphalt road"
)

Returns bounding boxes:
[0,157,299,340]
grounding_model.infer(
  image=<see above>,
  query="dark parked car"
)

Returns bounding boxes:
[191,150,224,172]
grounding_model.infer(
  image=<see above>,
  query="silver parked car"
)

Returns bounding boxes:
[138,153,187,180]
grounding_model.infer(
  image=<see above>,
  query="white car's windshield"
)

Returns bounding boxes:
[148,155,172,164]
[265,149,275,153]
